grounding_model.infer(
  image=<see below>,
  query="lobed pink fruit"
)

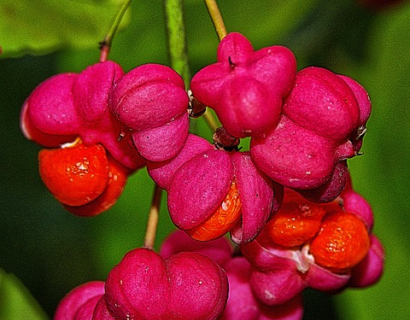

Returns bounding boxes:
[150,134,282,244]
[168,149,234,230]
[73,61,145,170]
[21,61,145,171]
[191,32,297,138]
[103,248,228,320]
[251,67,371,200]
[282,67,360,142]
[24,73,80,138]
[251,115,338,190]
[73,60,124,134]
[54,281,105,320]
[131,113,189,162]
[110,64,190,162]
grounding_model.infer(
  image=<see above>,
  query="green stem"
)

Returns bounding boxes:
[163,0,191,87]
[164,0,220,132]
[203,110,219,132]
[204,0,227,41]
[99,0,133,62]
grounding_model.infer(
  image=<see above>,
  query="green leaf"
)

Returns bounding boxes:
[0,268,49,320]
[0,0,130,58]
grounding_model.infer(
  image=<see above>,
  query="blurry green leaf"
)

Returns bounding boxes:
[336,2,410,320]
[0,268,49,320]
[0,0,130,58]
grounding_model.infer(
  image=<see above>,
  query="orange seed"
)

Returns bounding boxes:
[186,180,242,241]
[310,212,370,273]
[39,142,109,206]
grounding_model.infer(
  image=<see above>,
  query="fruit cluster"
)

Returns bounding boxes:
[21,32,384,319]
[21,61,188,216]
[241,183,384,307]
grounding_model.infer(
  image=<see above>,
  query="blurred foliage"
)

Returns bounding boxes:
[0,268,48,320]
[0,0,130,58]
[0,0,409,319]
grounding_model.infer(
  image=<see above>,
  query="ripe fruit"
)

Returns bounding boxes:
[54,281,105,320]
[39,141,109,207]
[310,212,370,273]
[110,63,190,162]
[20,61,145,171]
[104,248,228,320]
[191,32,297,138]
[265,191,340,247]
[63,155,129,217]
[250,67,371,198]
[164,141,281,244]
[186,180,242,241]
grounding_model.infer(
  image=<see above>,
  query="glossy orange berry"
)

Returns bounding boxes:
[264,191,340,247]
[310,212,370,273]
[186,180,242,241]
[63,156,129,216]
[39,142,109,207]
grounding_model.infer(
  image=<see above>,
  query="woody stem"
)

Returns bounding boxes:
[143,184,163,249]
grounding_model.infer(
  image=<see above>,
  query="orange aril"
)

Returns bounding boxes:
[265,191,340,247]
[39,142,109,206]
[63,156,129,216]
[310,212,370,273]
[186,180,242,241]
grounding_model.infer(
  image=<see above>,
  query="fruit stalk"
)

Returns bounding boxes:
[99,0,133,62]
[204,0,227,40]
[163,0,191,87]
[164,0,219,132]
[144,184,163,249]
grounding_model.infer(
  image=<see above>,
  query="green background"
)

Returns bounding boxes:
[1,0,409,319]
